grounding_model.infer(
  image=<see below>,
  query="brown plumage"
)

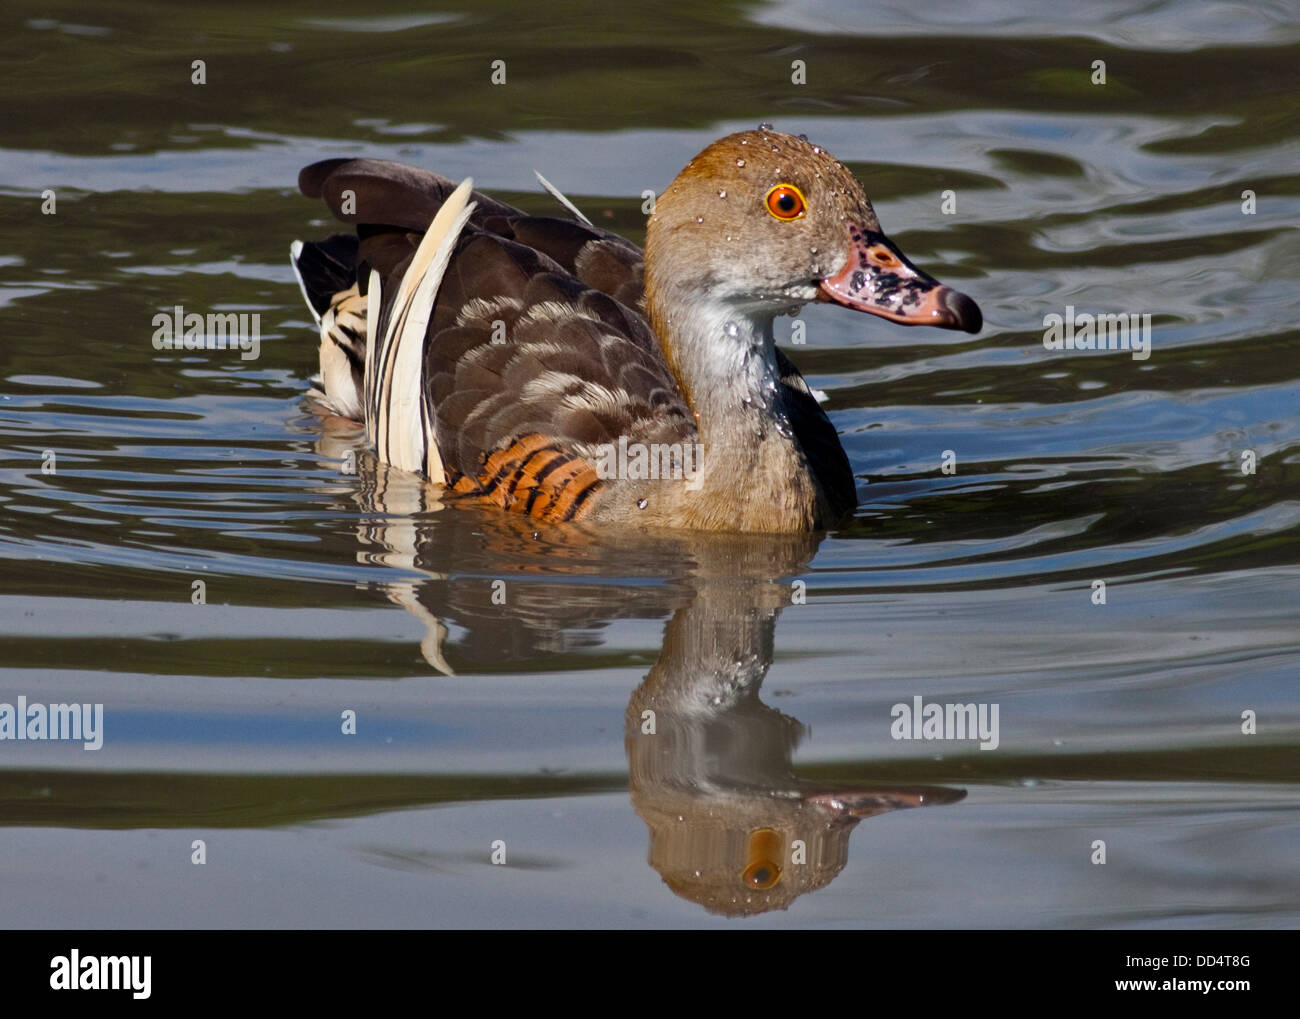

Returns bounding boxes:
[291,129,981,532]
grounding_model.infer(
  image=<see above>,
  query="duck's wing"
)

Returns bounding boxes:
[298,158,646,302]
[294,158,695,522]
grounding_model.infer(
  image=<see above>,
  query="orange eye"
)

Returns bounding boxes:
[764,183,806,221]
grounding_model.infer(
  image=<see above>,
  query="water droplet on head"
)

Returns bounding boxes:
[717,188,727,199]
[723,321,739,338]
[736,158,745,167]
[812,146,822,154]
[758,121,773,131]
[636,498,648,510]
[797,133,808,142]
[695,216,703,223]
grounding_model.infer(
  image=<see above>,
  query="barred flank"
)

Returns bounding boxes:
[450,433,602,522]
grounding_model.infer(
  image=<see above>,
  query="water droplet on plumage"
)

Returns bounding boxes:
[758,121,773,131]
[797,133,808,141]
[695,216,703,223]
[637,498,648,510]
[723,321,739,338]
[736,158,746,167]
[717,188,726,198]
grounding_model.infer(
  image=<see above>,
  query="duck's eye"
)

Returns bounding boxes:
[764,183,807,221]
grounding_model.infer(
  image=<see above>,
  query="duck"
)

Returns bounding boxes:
[290,126,981,533]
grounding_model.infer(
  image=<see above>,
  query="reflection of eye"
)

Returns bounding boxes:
[743,859,782,890]
[765,184,807,221]
[742,827,784,889]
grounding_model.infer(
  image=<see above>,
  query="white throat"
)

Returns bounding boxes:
[655,286,793,434]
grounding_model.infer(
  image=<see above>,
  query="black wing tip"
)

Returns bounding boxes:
[291,235,360,319]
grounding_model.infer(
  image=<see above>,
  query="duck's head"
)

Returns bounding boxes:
[645,128,981,333]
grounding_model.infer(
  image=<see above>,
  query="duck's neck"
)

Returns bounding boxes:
[649,282,785,441]
[647,278,821,529]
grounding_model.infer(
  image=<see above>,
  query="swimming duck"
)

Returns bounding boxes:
[291,128,981,533]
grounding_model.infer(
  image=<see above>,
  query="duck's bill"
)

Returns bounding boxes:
[817,229,982,333]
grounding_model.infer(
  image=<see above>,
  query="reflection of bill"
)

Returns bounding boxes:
[321,431,964,915]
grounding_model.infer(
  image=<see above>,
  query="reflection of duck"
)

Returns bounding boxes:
[331,463,965,915]
[292,127,980,532]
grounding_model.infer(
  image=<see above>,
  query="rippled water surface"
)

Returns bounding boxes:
[1,0,1298,927]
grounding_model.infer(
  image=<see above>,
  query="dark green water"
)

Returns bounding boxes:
[1,0,1297,927]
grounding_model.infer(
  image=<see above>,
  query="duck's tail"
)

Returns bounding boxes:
[290,178,478,481]
[290,233,366,421]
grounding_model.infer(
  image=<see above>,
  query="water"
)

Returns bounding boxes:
[1,0,1297,927]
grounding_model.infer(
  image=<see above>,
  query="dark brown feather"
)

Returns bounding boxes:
[300,158,520,231]
[774,349,856,514]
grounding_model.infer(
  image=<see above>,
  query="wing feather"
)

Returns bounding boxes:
[297,157,692,520]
